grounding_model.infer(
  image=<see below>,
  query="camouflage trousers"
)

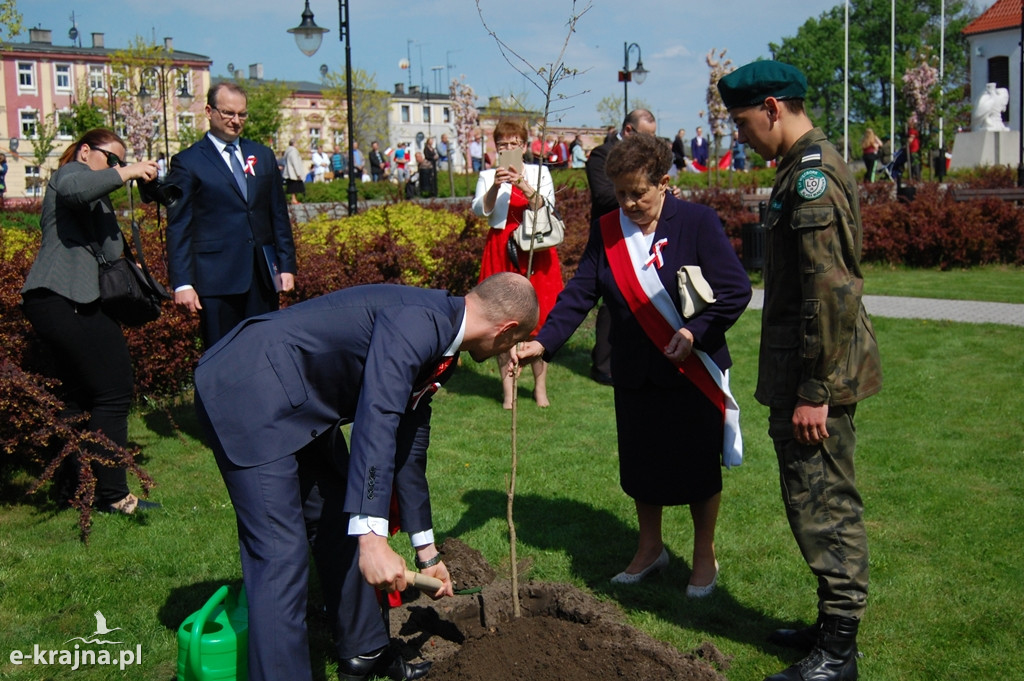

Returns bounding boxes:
[769,404,868,619]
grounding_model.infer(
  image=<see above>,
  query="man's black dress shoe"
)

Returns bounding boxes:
[589,366,614,386]
[338,646,431,681]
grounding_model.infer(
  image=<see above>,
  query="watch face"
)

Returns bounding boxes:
[797,169,827,200]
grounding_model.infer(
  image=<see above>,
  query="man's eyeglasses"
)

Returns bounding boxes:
[95,147,127,168]
[211,107,249,121]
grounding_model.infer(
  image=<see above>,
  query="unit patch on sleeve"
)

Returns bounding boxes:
[796,168,827,200]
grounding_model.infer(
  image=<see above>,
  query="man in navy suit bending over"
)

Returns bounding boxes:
[195,273,538,681]
[167,82,297,348]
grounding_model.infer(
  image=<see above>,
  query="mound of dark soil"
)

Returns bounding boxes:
[387,538,731,681]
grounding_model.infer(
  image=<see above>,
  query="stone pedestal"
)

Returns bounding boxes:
[950,130,1021,170]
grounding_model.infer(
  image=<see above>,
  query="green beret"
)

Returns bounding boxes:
[717,60,807,109]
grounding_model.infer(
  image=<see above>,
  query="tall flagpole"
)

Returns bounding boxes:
[890,0,896,146]
[939,0,945,155]
[844,0,850,161]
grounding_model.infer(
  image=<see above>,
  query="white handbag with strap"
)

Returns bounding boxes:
[676,265,716,319]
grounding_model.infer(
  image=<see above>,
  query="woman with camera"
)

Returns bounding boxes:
[21,129,161,515]
[472,119,562,409]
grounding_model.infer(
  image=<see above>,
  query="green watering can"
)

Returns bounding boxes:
[176,584,249,681]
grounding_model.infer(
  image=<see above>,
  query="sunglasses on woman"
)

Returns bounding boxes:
[95,147,127,168]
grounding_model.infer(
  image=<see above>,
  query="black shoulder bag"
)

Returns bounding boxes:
[87,190,171,327]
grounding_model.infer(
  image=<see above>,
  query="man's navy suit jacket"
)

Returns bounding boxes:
[166,135,295,296]
[195,285,464,533]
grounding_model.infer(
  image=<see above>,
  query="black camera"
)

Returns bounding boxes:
[138,178,182,208]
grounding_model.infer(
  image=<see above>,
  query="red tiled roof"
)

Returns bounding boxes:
[964,0,1022,35]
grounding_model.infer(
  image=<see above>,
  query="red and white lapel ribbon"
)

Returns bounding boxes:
[244,155,257,176]
[645,237,669,269]
[601,211,743,467]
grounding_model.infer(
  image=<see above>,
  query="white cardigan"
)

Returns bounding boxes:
[471,164,556,229]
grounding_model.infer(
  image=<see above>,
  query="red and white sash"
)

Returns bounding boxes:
[601,211,742,467]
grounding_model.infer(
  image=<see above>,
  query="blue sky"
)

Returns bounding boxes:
[22,0,993,138]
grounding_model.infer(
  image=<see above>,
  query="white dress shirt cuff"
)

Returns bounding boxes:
[348,514,389,537]
[347,515,435,549]
[410,529,435,548]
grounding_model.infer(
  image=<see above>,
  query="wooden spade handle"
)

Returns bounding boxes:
[405,570,444,592]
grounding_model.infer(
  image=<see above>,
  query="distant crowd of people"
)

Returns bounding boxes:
[277,133,461,200]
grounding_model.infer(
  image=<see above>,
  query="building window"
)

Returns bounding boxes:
[177,112,195,131]
[443,107,451,124]
[20,110,38,138]
[142,69,159,96]
[334,130,345,146]
[422,105,431,123]
[26,166,42,197]
[114,113,127,139]
[54,63,72,92]
[310,127,321,148]
[55,109,74,139]
[17,62,35,92]
[89,65,105,92]
[401,105,410,123]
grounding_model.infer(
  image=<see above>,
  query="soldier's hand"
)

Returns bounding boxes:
[792,400,829,445]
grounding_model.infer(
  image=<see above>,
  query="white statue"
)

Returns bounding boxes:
[973,82,1010,132]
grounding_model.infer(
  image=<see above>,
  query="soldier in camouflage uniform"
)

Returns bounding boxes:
[718,61,882,681]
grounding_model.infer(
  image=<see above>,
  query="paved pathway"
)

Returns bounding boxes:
[747,289,1024,326]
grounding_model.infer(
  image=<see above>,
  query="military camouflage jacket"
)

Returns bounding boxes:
[755,128,882,409]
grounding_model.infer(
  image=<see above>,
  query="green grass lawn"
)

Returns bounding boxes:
[861,263,1024,303]
[2,309,1023,680]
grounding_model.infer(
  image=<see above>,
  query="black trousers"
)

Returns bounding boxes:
[198,251,280,349]
[21,289,133,505]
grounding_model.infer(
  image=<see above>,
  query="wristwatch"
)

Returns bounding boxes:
[415,553,442,569]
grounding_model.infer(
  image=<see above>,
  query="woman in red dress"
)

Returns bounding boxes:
[472,119,563,408]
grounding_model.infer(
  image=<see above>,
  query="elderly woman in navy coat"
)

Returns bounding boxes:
[518,133,751,595]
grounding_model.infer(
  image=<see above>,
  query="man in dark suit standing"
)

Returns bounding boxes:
[584,109,657,385]
[195,273,538,681]
[166,82,297,348]
[691,125,710,168]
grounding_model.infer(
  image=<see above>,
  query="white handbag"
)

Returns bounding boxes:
[676,265,716,318]
[512,199,565,252]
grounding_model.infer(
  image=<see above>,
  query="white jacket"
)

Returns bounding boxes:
[471,163,556,229]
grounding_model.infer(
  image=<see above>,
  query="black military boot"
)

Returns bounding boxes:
[768,613,824,651]
[764,615,859,681]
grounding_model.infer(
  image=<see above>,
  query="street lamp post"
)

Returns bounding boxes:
[289,0,358,215]
[94,81,131,131]
[619,42,648,119]
[138,65,194,161]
